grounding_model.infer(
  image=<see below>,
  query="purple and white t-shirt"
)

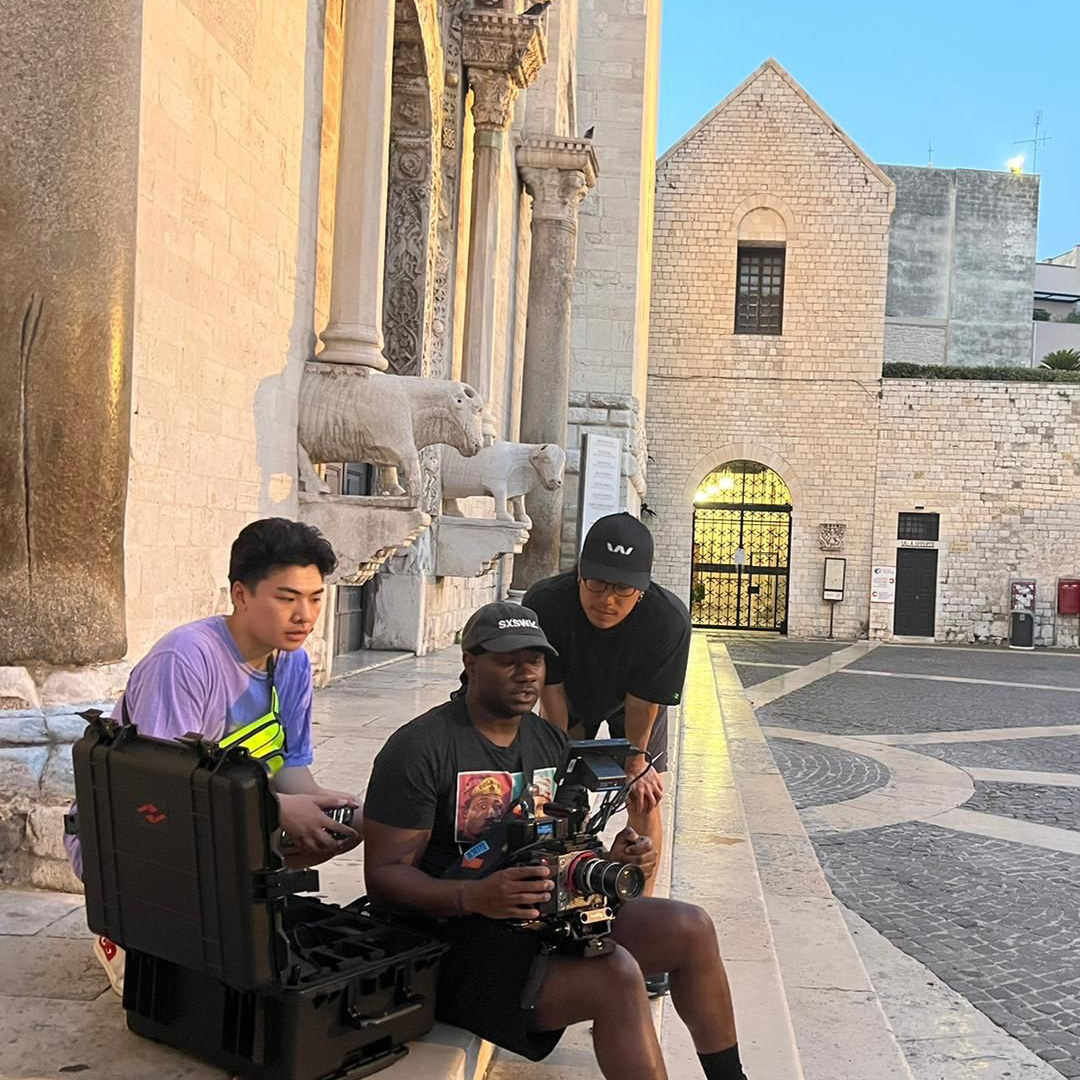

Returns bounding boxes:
[65,616,314,877]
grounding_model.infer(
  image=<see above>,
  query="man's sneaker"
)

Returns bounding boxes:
[93,935,125,997]
[644,971,670,998]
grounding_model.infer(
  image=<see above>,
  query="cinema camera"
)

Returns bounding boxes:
[504,738,649,957]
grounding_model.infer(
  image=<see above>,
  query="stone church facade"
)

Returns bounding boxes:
[0,0,660,887]
[647,59,1080,649]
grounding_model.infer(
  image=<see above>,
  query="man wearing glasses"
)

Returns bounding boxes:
[523,512,691,994]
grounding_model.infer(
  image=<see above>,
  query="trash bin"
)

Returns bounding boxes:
[1009,610,1035,649]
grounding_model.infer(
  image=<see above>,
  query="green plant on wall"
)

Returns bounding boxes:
[1041,349,1080,371]
[1033,308,1051,321]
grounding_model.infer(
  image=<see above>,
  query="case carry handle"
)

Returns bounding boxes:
[346,993,424,1029]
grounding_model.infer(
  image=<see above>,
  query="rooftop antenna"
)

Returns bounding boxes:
[1014,110,1052,173]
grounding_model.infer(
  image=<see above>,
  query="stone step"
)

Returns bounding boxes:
[700,636,915,1080]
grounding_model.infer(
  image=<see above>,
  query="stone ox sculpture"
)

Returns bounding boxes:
[299,367,485,498]
[441,442,566,527]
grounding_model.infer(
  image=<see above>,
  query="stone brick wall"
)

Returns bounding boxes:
[126,0,328,658]
[646,61,893,639]
[872,380,1080,646]
[885,322,947,366]
[882,166,1039,368]
[565,0,661,535]
[560,391,645,566]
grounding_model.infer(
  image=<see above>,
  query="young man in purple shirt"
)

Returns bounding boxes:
[68,517,361,992]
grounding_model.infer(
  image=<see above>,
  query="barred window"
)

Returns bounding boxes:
[735,246,785,335]
[897,512,940,541]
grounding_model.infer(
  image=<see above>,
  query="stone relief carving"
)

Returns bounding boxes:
[461,11,547,125]
[626,415,648,498]
[298,364,484,499]
[441,441,566,527]
[383,135,430,376]
[467,67,519,130]
[818,522,847,552]
[519,165,591,223]
[429,6,465,379]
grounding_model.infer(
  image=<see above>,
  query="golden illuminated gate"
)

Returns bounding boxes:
[690,461,792,631]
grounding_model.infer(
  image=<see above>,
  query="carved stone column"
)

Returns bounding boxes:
[0,0,142,664]
[461,11,546,435]
[512,137,598,589]
[317,0,395,368]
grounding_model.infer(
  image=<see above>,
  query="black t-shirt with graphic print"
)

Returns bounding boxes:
[522,570,691,725]
[363,692,569,877]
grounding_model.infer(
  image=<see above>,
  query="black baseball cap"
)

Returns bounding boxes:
[461,602,558,657]
[579,512,653,592]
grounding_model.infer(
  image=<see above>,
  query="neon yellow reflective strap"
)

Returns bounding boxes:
[220,672,287,775]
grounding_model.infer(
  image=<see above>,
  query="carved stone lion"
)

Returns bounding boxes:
[298,365,485,498]
[441,441,566,527]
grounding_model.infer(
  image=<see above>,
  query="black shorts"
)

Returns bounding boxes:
[425,916,564,1061]
[569,705,669,774]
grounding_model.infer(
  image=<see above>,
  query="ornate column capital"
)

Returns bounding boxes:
[462,10,546,131]
[517,136,599,223]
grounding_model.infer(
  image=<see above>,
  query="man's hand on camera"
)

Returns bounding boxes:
[278,793,360,857]
[608,826,658,874]
[465,866,554,920]
[625,754,664,814]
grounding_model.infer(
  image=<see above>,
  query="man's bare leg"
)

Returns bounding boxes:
[613,897,739,1054]
[530,947,668,1080]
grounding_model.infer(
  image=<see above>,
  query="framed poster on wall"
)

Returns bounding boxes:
[577,433,624,554]
[823,557,846,601]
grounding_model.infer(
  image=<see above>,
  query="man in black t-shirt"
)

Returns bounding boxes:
[523,513,691,905]
[363,602,747,1080]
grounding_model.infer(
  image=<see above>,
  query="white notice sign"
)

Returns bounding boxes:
[871,566,896,603]
[577,433,624,553]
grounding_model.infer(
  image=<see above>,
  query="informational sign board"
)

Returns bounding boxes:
[577,433,624,554]
[1010,579,1036,614]
[823,557,846,601]
[870,566,896,603]
[897,539,937,549]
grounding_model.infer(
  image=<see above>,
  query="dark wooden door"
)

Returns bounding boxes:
[334,586,365,656]
[894,548,937,636]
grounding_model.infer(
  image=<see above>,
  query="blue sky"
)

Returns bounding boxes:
[657,0,1077,260]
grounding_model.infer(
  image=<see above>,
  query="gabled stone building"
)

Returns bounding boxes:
[647,59,894,640]
[647,59,1080,649]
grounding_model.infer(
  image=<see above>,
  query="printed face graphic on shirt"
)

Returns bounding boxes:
[454,767,557,843]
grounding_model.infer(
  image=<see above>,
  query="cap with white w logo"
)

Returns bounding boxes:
[580,513,653,592]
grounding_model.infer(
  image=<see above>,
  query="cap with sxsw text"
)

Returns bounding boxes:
[461,602,558,657]
[579,512,653,592]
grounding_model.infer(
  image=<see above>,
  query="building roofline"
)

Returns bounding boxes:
[657,57,895,207]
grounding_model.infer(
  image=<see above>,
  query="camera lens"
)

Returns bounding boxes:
[572,856,645,902]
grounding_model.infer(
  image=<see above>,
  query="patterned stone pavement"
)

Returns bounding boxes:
[725,638,1080,1079]
[965,781,1080,832]
[767,738,889,809]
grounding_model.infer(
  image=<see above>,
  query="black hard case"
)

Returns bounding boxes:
[72,714,446,1080]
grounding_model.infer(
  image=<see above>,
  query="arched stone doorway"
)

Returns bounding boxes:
[690,460,793,631]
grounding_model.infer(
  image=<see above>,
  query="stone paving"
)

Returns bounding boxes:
[732,638,1080,1079]
[767,738,889,809]
[966,781,1080,832]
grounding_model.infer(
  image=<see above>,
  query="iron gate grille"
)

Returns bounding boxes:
[690,461,792,632]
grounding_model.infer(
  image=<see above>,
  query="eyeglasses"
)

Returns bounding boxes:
[582,578,638,598]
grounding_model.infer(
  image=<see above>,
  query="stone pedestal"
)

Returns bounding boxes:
[435,517,530,578]
[461,11,547,434]
[298,493,430,584]
[512,137,598,589]
[0,0,142,665]
[317,0,395,369]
